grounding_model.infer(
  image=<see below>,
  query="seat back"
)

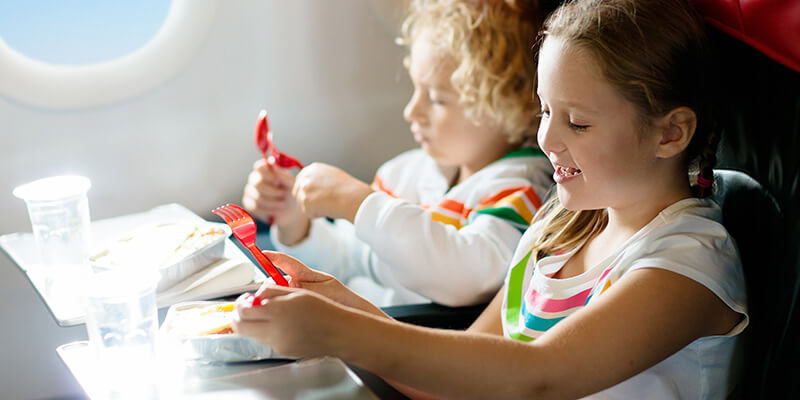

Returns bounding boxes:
[710,169,787,398]
[700,8,800,396]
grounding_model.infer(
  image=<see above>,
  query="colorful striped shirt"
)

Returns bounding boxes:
[502,198,748,398]
[373,147,547,232]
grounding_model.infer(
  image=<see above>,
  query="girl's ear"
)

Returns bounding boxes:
[654,106,696,159]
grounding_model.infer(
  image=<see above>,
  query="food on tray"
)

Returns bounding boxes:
[90,222,227,270]
[161,301,276,362]
[162,302,236,338]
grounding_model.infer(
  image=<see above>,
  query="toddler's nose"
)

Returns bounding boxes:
[403,89,427,125]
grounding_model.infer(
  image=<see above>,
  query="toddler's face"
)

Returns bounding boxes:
[403,31,512,174]
[536,37,664,211]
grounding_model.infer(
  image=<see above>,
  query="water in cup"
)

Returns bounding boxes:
[84,269,160,398]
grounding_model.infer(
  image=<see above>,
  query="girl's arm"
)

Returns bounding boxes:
[257,250,389,318]
[239,267,740,399]
[466,285,505,334]
[380,283,507,400]
[343,268,739,399]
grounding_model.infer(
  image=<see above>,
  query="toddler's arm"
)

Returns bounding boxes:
[353,190,535,306]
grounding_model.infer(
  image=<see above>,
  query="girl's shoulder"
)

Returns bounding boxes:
[643,198,729,244]
[618,198,746,316]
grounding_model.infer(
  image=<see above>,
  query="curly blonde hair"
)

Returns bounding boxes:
[400,0,542,145]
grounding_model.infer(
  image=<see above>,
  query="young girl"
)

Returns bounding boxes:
[234,0,748,398]
[242,0,553,307]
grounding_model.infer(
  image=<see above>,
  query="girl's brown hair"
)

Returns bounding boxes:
[400,0,543,145]
[529,0,717,261]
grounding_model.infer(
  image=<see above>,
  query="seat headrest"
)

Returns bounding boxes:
[693,0,800,73]
[712,169,780,214]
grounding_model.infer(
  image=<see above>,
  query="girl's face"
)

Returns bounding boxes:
[536,37,662,211]
[403,31,511,175]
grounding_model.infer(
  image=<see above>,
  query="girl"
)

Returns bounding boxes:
[242,0,553,307]
[234,0,747,398]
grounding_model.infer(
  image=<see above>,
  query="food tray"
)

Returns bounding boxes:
[88,221,231,292]
[161,301,277,362]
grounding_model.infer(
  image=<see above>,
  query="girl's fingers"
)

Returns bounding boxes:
[254,284,296,301]
[261,251,326,283]
[235,292,252,304]
[237,285,297,321]
[232,317,267,339]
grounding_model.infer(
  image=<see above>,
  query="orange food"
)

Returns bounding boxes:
[163,302,237,338]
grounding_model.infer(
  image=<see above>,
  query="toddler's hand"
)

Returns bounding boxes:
[293,163,374,222]
[242,159,308,229]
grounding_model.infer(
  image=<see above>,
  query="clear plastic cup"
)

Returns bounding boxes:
[84,268,161,398]
[13,175,93,318]
[12,175,92,267]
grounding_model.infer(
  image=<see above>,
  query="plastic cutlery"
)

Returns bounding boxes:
[212,204,289,292]
[254,110,304,169]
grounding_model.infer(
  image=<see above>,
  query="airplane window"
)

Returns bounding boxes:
[0,0,171,66]
[0,0,216,110]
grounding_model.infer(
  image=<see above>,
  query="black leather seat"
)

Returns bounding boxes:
[704,17,800,397]
[710,170,783,399]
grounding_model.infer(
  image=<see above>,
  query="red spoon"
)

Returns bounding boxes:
[254,110,304,169]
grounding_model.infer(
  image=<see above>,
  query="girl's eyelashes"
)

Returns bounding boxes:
[537,97,589,131]
[569,121,590,132]
[537,106,588,131]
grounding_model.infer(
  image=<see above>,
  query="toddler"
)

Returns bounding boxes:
[243,0,552,307]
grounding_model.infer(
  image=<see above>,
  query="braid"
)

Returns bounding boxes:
[691,127,720,198]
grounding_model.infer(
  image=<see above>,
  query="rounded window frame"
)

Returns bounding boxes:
[0,0,217,110]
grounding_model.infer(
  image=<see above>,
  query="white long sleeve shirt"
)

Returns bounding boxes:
[273,148,554,306]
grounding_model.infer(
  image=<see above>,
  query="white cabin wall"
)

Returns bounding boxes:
[0,0,414,234]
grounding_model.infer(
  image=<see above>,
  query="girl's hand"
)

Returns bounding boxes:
[233,287,345,358]
[293,163,374,222]
[242,159,311,245]
[257,251,386,316]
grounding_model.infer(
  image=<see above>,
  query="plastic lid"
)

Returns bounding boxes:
[12,175,91,202]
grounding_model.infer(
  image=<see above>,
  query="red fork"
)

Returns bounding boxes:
[212,204,289,288]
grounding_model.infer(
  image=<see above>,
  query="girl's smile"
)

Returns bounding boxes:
[553,164,583,184]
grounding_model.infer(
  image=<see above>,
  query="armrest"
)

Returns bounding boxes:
[382,302,487,330]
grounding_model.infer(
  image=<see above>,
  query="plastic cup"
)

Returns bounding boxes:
[13,175,93,317]
[84,268,160,398]
[12,175,92,267]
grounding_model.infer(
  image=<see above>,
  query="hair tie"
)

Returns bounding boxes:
[697,175,713,189]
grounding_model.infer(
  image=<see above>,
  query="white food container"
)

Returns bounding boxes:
[88,221,231,292]
[160,301,277,362]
